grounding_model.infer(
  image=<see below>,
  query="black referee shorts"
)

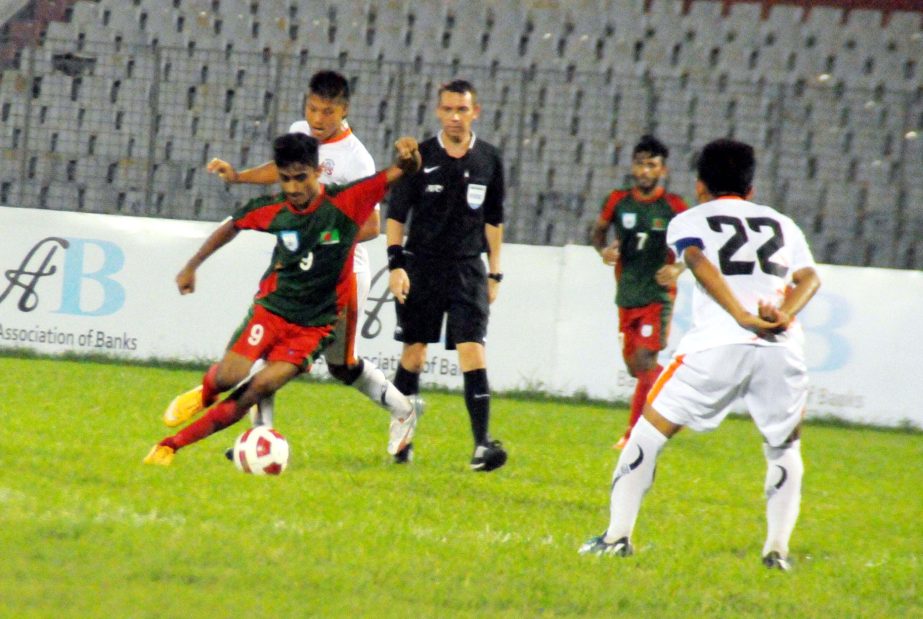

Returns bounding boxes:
[394,253,489,350]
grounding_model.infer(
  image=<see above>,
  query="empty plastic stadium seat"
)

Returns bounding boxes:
[39,181,81,211]
[69,0,101,26]
[823,183,862,224]
[0,0,919,268]
[751,4,804,81]
[480,2,528,67]
[440,2,490,62]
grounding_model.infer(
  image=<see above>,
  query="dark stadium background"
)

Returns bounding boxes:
[2,0,921,268]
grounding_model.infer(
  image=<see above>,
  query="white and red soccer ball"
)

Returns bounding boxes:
[232,426,290,475]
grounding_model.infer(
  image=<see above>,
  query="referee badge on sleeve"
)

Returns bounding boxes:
[467,184,487,210]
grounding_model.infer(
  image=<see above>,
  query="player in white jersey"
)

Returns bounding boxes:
[580,139,821,572]
[168,71,416,458]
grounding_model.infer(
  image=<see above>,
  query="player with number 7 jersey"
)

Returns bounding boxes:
[598,188,687,310]
[666,198,815,355]
[591,135,688,449]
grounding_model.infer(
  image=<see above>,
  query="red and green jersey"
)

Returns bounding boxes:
[232,172,386,326]
[598,186,688,308]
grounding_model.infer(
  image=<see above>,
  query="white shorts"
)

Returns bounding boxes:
[650,344,808,447]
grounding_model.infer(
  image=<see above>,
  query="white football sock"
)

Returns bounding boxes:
[353,360,412,418]
[238,359,273,427]
[605,416,669,543]
[762,439,803,558]
[247,358,267,380]
[253,392,274,427]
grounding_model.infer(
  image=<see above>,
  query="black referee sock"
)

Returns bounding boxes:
[393,364,420,396]
[463,369,490,446]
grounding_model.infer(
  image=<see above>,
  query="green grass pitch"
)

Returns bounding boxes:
[0,355,920,618]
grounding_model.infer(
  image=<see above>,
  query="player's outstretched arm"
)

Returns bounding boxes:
[356,209,381,242]
[176,218,239,295]
[684,246,781,333]
[206,158,279,185]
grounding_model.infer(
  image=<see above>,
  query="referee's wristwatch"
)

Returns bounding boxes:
[487,272,503,282]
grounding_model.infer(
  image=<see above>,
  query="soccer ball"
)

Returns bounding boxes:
[232,426,290,475]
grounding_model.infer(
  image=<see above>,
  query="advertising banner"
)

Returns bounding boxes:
[2,207,920,429]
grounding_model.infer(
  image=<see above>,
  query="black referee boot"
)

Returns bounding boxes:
[470,439,506,472]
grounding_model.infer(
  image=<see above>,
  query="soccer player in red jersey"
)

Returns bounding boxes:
[201,71,417,458]
[143,133,421,466]
[590,135,689,449]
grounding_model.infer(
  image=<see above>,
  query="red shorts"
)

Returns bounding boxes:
[618,302,673,359]
[228,304,336,371]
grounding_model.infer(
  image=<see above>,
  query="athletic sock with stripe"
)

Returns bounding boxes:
[762,439,803,558]
[606,416,668,543]
[353,358,413,417]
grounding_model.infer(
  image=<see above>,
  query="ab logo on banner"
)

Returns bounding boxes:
[0,236,126,316]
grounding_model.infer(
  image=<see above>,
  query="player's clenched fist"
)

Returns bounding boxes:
[176,266,196,295]
[601,239,620,265]
[206,157,239,183]
[393,137,422,174]
[757,299,792,333]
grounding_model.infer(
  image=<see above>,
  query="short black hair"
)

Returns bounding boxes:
[309,70,350,102]
[273,132,319,169]
[438,79,478,103]
[696,139,755,197]
[632,134,669,159]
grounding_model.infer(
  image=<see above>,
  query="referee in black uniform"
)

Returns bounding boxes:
[385,79,507,472]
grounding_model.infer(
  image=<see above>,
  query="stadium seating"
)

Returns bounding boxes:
[1,0,921,268]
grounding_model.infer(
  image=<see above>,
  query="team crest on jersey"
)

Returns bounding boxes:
[622,213,637,229]
[279,230,299,251]
[320,158,335,177]
[467,183,487,209]
[652,217,666,231]
[318,229,340,245]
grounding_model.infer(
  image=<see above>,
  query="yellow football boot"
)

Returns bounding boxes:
[163,385,204,427]
[142,444,175,466]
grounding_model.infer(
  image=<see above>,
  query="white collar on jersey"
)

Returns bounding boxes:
[437,129,477,152]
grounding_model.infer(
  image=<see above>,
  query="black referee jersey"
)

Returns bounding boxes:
[387,134,505,258]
